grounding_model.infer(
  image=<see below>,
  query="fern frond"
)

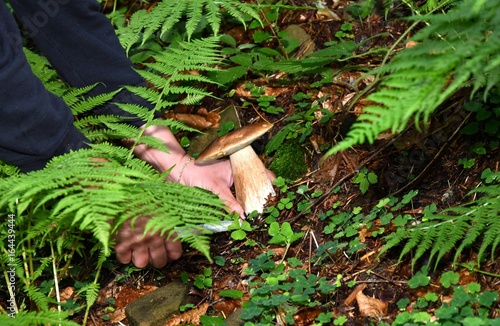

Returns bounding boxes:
[77,282,100,309]
[129,37,223,115]
[23,48,71,96]
[30,257,52,283]
[132,134,170,153]
[118,9,148,54]
[74,114,124,141]
[101,122,141,140]
[205,0,222,37]
[380,171,500,268]
[61,84,98,108]
[220,1,261,28]
[111,103,151,121]
[186,0,203,40]
[253,40,360,74]
[125,85,174,109]
[431,218,468,270]
[117,0,261,52]
[70,90,121,114]
[0,144,230,257]
[326,0,500,156]
[25,284,52,312]
[0,311,79,326]
[144,118,201,133]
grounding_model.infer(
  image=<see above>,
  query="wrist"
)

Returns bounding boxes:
[131,125,188,182]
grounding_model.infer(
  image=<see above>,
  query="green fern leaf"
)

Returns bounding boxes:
[186,0,203,40]
[326,0,500,157]
[118,0,260,51]
[119,9,148,54]
[25,284,52,312]
[0,311,79,326]
[70,90,121,114]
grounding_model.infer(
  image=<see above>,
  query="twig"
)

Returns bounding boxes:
[50,242,62,314]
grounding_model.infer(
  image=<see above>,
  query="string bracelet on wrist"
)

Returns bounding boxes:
[177,157,193,183]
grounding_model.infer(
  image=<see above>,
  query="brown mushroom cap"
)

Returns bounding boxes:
[196,122,273,163]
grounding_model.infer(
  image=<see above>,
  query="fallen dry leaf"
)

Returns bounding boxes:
[293,307,322,325]
[213,298,241,317]
[356,289,388,318]
[234,83,290,99]
[59,286,75,304]
[164,302,209,326]
[163,112,219,130]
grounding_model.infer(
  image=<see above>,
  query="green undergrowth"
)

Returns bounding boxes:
[1,0,499,324]
[387,271,499,326]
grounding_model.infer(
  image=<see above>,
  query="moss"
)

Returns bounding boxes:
[269,141,308,181]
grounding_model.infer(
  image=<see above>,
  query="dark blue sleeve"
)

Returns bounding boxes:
[9,0,155,123]
[1,0,156,172]
[0,1,89,172]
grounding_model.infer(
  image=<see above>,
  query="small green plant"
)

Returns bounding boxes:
[228,218,254,241]
[458,157,475,168]
[194,267,213,289]
[440,271,460,288]
[243,83,285,115]
[335,22,355,40]
[347,0,375,19]
[390,281,499,325]
[461,88,500,139]
[407,269,431,289]
[353,167,378,194]
[265,92,326,155]
[268,221,304,259]
[240,252,338,324]
[318,191,419,258]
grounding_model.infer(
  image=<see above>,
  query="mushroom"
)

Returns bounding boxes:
[197,122,275,215]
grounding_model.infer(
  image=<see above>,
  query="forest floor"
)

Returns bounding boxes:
[83,1,500,325]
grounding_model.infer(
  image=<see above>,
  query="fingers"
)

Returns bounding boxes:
[165,238,183,261]
[131,244,150,268]
[115,245,132,265]
[114,218,183,269]
[266,169,276,182]
[217,186,245,219]
[116,236,183,269]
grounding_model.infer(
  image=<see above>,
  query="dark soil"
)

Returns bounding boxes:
[86,1,500,325]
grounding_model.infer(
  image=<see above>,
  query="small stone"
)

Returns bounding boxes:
[225,308,245,326]
[125,282,189,326]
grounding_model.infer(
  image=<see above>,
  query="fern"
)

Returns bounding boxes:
[0,144,229,255]
[0,5,244,325]
[126,36,224,124]
[25,284,53,312]
[0,311,79,326]
[117,0,261,53]
[23,48,71,96]
[252,40,361,74]
[380,171,500,268]
[326,0,500,156]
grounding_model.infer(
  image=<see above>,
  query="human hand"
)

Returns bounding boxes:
[114,216,182,268]
[133,125,245,217]
[114,125,244,268]
[175,155,245,217]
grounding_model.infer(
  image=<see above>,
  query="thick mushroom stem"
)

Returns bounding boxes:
[230,146,275,215]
